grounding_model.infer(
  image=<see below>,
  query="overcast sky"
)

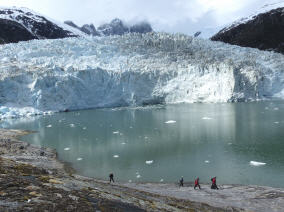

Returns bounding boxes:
[0,0,277,37]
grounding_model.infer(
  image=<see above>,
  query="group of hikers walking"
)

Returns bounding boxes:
[179,176,218,190]
[109,173,219,190]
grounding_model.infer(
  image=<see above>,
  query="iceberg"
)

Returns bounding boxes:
[250,161,266,166]
[1,32,284,119]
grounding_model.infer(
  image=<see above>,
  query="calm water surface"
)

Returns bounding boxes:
[1,102,284,187]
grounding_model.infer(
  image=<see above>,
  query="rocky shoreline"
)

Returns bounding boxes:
[0,128,283,211]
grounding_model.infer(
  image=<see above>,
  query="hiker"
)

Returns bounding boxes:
[179,176,184,187]
[109,173,114,183]
[194,177,201,189]
[211,177,219,189]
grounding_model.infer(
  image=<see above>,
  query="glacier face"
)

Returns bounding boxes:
[0,32,284,119]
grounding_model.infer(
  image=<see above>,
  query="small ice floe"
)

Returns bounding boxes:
[228,143,232,145]
[129,126,133,129]
[250,161,266,166]
[121,142,126,145]
[64,147,70,151]
[146,160,153,164]
[165,120,176,124]
[136,172,139,175]
[58,120,62,123]
[128,180,132,183]
[136,174,141,178]
[46,124,52,128]
[160,179,164,182]
[70,124,75,128]
[274,122,279,124]
[113,155,119,158]
[144,136,148,140]
[113,131,119,134]
[265,107,269,110]
[120,133,123,136]
[82,127,87,130]
[77,157,83,161]
[202,117,212,120]
[274,107,279,111]
[204,160,210,163]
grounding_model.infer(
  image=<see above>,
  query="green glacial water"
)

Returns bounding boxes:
[2,101,284,187]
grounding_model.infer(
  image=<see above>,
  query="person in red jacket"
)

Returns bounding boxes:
[211,177,219,189]
[194,177,201,189]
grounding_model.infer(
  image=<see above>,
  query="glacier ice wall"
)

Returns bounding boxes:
[0,32,284,119]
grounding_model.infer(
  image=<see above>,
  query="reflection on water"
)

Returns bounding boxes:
[1,102,284,187]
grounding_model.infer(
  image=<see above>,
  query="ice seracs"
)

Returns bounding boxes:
[0,32,284,119]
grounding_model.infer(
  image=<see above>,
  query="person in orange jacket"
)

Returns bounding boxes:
[211,177,219,189]
[194,177,201,189]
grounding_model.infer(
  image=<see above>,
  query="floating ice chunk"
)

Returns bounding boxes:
[46,124,52,128]
[274,122,279,124]
[113,131,119,134]
[121,142,126,145]
[64,147,70,151]
[83,127,87,130]
[160,179,164,182]
[228,143,232,145]
[146,160,153,164]
[144,136,148,139]
[113,155,119,158]
[202,117,212,120]
[165,120,176,124]
[128,180,132,183]
[77,157,83,161]
[120,133,123,136]
[129,126,133,129]
[274,107,279,110]
[70,124,75,127]
[204,160,210,163]
[250,161,266,166]
[136,175,141,178]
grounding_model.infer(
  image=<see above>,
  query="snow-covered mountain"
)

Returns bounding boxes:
[0,33,284,119]
[0,7,83,44]
[211,1,284,54]
[65,18,153,36]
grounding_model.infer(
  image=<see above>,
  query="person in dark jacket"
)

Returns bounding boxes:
[194,177,201,189]
[211,177,219,189]
[109,173,114,183]
[179,176,184,187]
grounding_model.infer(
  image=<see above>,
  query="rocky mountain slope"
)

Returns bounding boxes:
[64,18,153,36]
[0,32,284,119]
[211,2,284,54]
[0,7,83,44]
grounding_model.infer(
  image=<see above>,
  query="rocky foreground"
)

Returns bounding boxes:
[0,129,283,211]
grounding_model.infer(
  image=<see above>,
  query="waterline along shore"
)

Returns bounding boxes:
[0,128,283,211]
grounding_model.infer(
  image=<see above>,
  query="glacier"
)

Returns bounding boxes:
[0,32,284,119]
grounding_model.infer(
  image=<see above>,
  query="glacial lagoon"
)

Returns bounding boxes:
[1,101,284,187]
